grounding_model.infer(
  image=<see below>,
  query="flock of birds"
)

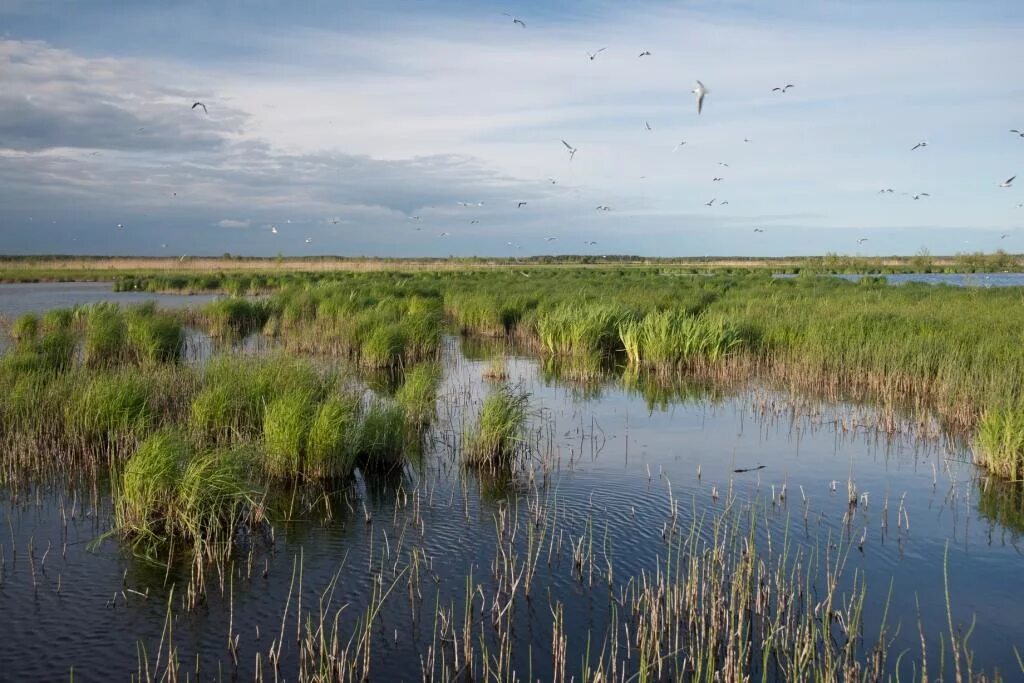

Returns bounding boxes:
[107,12,1021,256]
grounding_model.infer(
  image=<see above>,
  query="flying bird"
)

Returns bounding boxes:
[270,225,278,234]
[304,237,312,244]
[638,50,651,57]
[116,223,124,229]
[878,188,894,194]
[470,219,480,224]
[743,137,752,143]
[720,200,729,205]
[561,139,577,161]
[545,236,558,242]
[516,201,528,208]
[548,178,558,184]
[692,80,708,115]
[911,193,930,200]
[1001,233,1011,239]
[753,228,764,233]
[771,84,795,93]
[705,199,716,207]
[587,47,607,61]
[439,232,450,237]
[645,121,652,131]
[1010,129,1024,138]
[712,177,724,182]
[502,13,526,27]
[673,141,687,152]
[910,141,927,151]
[584,240,598,245]
[857,238,869,244]
[718,162,729,167]
[410,215,421,221]
[595,205,611,211]
[999,176,1015,188]
[191,101,207,114]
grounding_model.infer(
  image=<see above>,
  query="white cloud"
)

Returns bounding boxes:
[216,219,251,229]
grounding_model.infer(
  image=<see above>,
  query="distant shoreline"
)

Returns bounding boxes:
[0,252,1021,276]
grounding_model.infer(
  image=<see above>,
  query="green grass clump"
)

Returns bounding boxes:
[361,324,407,369]
[66,371,152,444]
[396,362,441,426]
[116,429,193,549]
[176,446,257,548]
[976,407,1024,480]
[306,394,361,478]
[83,304,126,367]
[203,298,270,339]
[11,313,40,344]
[536,304,633,358]
[462,384,529,467]
[262,391,316,478]
[41,308,75,332]
[127,311,185,364]
[356,400,408,471]
[620,311,743,371]
[190,356,324,445]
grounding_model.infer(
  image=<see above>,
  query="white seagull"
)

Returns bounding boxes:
[545,236,558,242]
[771,84,795,93]
[270,225,278,234]
[116,223,124,229]
[692,80,708,115]
[645,121,652,131]
[673,141,687,152]
[516,201,528,208]
[857,238,869,244]
[191,101,207,115]
[561,139,577,161]
[911,193,930,200]
[999,176,1015,188]
[910,141,927,151]
[705,198,716,207]
[638,50,651,57]
[304,237,312,244]
[587,47,607,61]
[502,13,526,27]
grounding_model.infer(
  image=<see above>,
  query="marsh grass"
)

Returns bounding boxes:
[306,394,361,478]
[361,324,407,369]
[201,298,270,339]
[262,391,316,478]
[356,399,408,471]
[11,312,39,344]
[462,384,529,467]
[115,429,192,551]
[126,310,185,364]
[65,371,153,446]
[84,304,127,366]
[975,407,1024,479]
[395,362,441,426]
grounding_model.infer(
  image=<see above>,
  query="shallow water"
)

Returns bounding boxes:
[775,272,1024,287]
[0,281,223,319]
[1,330,1023,680]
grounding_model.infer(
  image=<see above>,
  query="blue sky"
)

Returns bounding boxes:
[1,0,1022,257]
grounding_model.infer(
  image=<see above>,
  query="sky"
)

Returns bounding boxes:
[0,0,1022,258]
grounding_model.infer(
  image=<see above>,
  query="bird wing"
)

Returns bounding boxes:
[562,139,573,150]
[1007,176,1017,184]
[697,92,704,115]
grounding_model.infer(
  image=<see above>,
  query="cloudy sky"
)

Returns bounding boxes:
[1,0,1022,257]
